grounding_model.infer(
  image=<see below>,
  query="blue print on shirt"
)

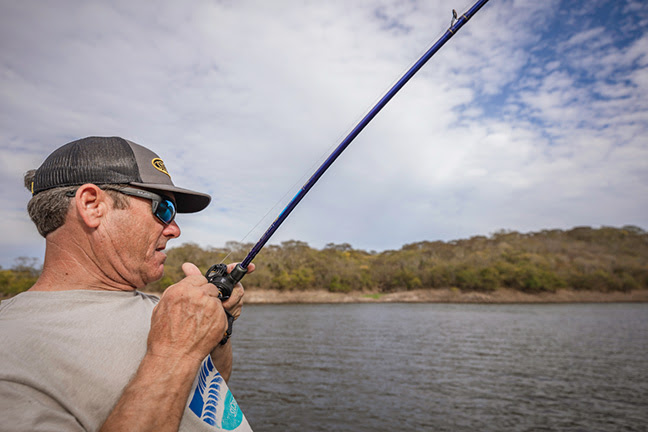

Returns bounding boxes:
[188,356,244,430]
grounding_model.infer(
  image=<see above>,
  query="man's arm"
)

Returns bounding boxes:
[211,341,233,382]
[99,351,202,432]
[100,264,227,432]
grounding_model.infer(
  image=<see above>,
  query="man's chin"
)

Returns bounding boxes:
[142,260,167,286]
[151,266,166,283]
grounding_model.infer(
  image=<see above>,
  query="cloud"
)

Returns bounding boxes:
[0,0,647,268]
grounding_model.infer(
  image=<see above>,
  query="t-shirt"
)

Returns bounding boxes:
[0,290,252,431]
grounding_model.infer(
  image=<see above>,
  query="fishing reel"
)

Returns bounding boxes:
[205,263,248,345]
[205,263,248,300]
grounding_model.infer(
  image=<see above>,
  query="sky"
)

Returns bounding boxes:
[1,0,647,268]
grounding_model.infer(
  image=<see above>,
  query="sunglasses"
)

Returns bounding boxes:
[117,187,177,225]
[66,186,177,225]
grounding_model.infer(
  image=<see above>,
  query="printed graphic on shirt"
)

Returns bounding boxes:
[188,356,244,430]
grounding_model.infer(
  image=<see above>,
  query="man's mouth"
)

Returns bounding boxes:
[155,246,167,258]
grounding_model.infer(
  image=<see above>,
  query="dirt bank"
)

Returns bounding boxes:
[243,288,648,304]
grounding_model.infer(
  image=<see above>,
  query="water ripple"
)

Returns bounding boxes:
[230,303,648,432]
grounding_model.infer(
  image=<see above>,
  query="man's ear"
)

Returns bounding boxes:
[74,184,109,229]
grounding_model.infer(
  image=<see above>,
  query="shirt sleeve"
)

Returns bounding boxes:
[0,380,85,432]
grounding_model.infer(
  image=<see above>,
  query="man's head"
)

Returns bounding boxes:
[25,137,212,288]
[25,136,211,237]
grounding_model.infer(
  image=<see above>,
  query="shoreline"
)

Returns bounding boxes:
[243,288,648,304]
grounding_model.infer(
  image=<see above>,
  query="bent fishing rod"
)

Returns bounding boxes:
[207,0,491,302]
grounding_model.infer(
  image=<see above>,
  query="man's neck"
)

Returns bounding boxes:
[29,228,137,293]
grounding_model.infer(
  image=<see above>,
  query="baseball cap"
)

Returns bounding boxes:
[30,136,211,213]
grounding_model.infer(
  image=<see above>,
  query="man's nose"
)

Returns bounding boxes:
[164,220,181,238]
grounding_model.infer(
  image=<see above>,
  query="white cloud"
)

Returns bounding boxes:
[0,0,646,267]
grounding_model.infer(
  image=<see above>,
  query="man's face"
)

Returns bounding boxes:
[100,190,181,289]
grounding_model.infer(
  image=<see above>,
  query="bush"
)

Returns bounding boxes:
[387,269,422,291]
[478,267,500,292]
[570,270,619,292]
[496,261,563,293]
[0,269,38,297]
[328,276,352,293]
[456,267,480,290]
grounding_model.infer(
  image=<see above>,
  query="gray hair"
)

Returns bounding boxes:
[24,170,131,237]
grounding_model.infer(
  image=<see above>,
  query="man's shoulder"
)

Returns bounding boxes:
[0,290,159,326]
[0,291,158,431]
[2,289,158,307]
[0,289,157,365]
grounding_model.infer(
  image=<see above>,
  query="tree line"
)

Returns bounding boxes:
[2,226,647,298]
[0,257,41,298]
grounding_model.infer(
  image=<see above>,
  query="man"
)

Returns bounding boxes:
[0,136,254,431]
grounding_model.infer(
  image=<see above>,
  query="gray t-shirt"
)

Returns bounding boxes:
[0,290,252,431]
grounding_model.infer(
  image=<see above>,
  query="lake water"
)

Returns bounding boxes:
[228,303,648,432]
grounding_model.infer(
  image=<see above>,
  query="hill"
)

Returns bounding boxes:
[148,225,648,295]
[2,226,646,299]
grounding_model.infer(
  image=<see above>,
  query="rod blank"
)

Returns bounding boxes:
[241,0,491,268]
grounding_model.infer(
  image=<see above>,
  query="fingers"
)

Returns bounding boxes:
[222,284,244,320]
[182,262,202,277]
[162,261,251,327]
[149,263,229,360]
[225,262,255,274]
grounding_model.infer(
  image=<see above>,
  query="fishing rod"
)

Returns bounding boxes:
[207,0,491,316]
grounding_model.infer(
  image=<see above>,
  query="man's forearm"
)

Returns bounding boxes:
[211,340,233,382]
[99,352,202,432]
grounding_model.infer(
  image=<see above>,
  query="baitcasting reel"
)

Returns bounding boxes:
[205,263,248,345]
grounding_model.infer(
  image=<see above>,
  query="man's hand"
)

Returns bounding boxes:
[147,263,228,363]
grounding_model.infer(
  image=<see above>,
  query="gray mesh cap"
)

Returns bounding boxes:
[31,136,211,213]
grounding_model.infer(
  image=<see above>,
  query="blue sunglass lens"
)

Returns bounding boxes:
[155,199,176,224]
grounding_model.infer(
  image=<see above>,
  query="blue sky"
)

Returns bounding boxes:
[1,0,647,268]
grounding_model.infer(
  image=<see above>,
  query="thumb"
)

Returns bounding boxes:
[182,262,202,277]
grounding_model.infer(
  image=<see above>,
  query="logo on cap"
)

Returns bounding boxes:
[152,158,170,177]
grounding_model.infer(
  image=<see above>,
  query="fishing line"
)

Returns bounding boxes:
[208,0,492,308]
[220,12,459,265]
